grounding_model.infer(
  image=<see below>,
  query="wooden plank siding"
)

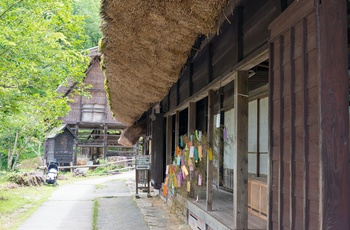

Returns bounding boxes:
[243,0,278,58]
[192,47,209,95]
[269,1,316,229]
[179,68,190,104]
[269,0,350,229]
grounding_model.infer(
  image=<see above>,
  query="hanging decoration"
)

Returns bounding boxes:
[163,130,218,200]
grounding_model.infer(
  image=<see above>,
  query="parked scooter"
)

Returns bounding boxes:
[45,162,59,186]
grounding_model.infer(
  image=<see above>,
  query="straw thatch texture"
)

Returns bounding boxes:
[100,0,228,126]
[118,122,146,147]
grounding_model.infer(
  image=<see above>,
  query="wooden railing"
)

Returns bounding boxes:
[38,158,135,172]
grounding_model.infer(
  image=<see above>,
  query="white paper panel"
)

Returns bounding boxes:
[248,100,258,152]
[259,97,269,152]
[224,108,235,169]
[259,154,268,175]
[248,153,257,174]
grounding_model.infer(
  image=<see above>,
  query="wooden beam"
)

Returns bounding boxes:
[277,35,284,230]
[208,43,213,83]
[256,98,260,178]
[174,111,180,148]
[176,82,180,106]
[103,124,107,159]
[233,71,249,229]
[267,42,274,230]
[302,17,309,230]
[166,115,173,165]
[189,63,194,97]
[234,6,243,62]
[188,102,196,134]
[74,124,79,166]
[206,90,214,211]
[318,0,350,229]
[289,26,296,230]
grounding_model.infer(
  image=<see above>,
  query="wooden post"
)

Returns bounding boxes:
[188,102,196,134]
[103,124,108,159]
[188,102,196,198]
[166,115,173,165]
[74,124,79,166]
[174,111,180,149]
[206,90,214,211]
[318,1,350,228]
[233,71,248,229]
[70,162,73,175]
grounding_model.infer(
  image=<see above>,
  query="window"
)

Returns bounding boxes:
[82,104,105,122]
[248,97,268,177]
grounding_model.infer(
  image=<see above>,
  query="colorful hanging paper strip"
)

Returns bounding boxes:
[173,176,178,187]
[194,147,198,161]
[189,146,194,157]
[198,175,202,186]
[163,184,167,196]
[198,145,203,159]
[176,146,180,156]
[188,159,193,166]
[177,173,182,187]
[209,148,213,161]
[196,130,202,141]
[182,165,189,175]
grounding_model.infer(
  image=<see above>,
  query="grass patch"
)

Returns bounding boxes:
[0,185,57,230]
[0,171,105,230]
[95,184,106,190]
[92,198,99,230]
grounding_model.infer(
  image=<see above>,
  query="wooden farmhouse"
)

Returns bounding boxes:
[100,0,350,229]
[44,47,138,166]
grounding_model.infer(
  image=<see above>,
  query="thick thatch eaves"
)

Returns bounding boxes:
[100,0,229,126]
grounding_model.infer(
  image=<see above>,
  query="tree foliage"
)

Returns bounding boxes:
[0,0,89,170]
[73,0,102,49]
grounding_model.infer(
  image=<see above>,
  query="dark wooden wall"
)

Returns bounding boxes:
[54,129,75,165]
[269,0,350,229]
[165,0,278,111]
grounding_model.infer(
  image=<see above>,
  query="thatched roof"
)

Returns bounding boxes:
[100,0,229,126]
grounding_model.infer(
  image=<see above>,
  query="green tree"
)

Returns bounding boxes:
[0,0,89,170]
[73,0,102,49]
